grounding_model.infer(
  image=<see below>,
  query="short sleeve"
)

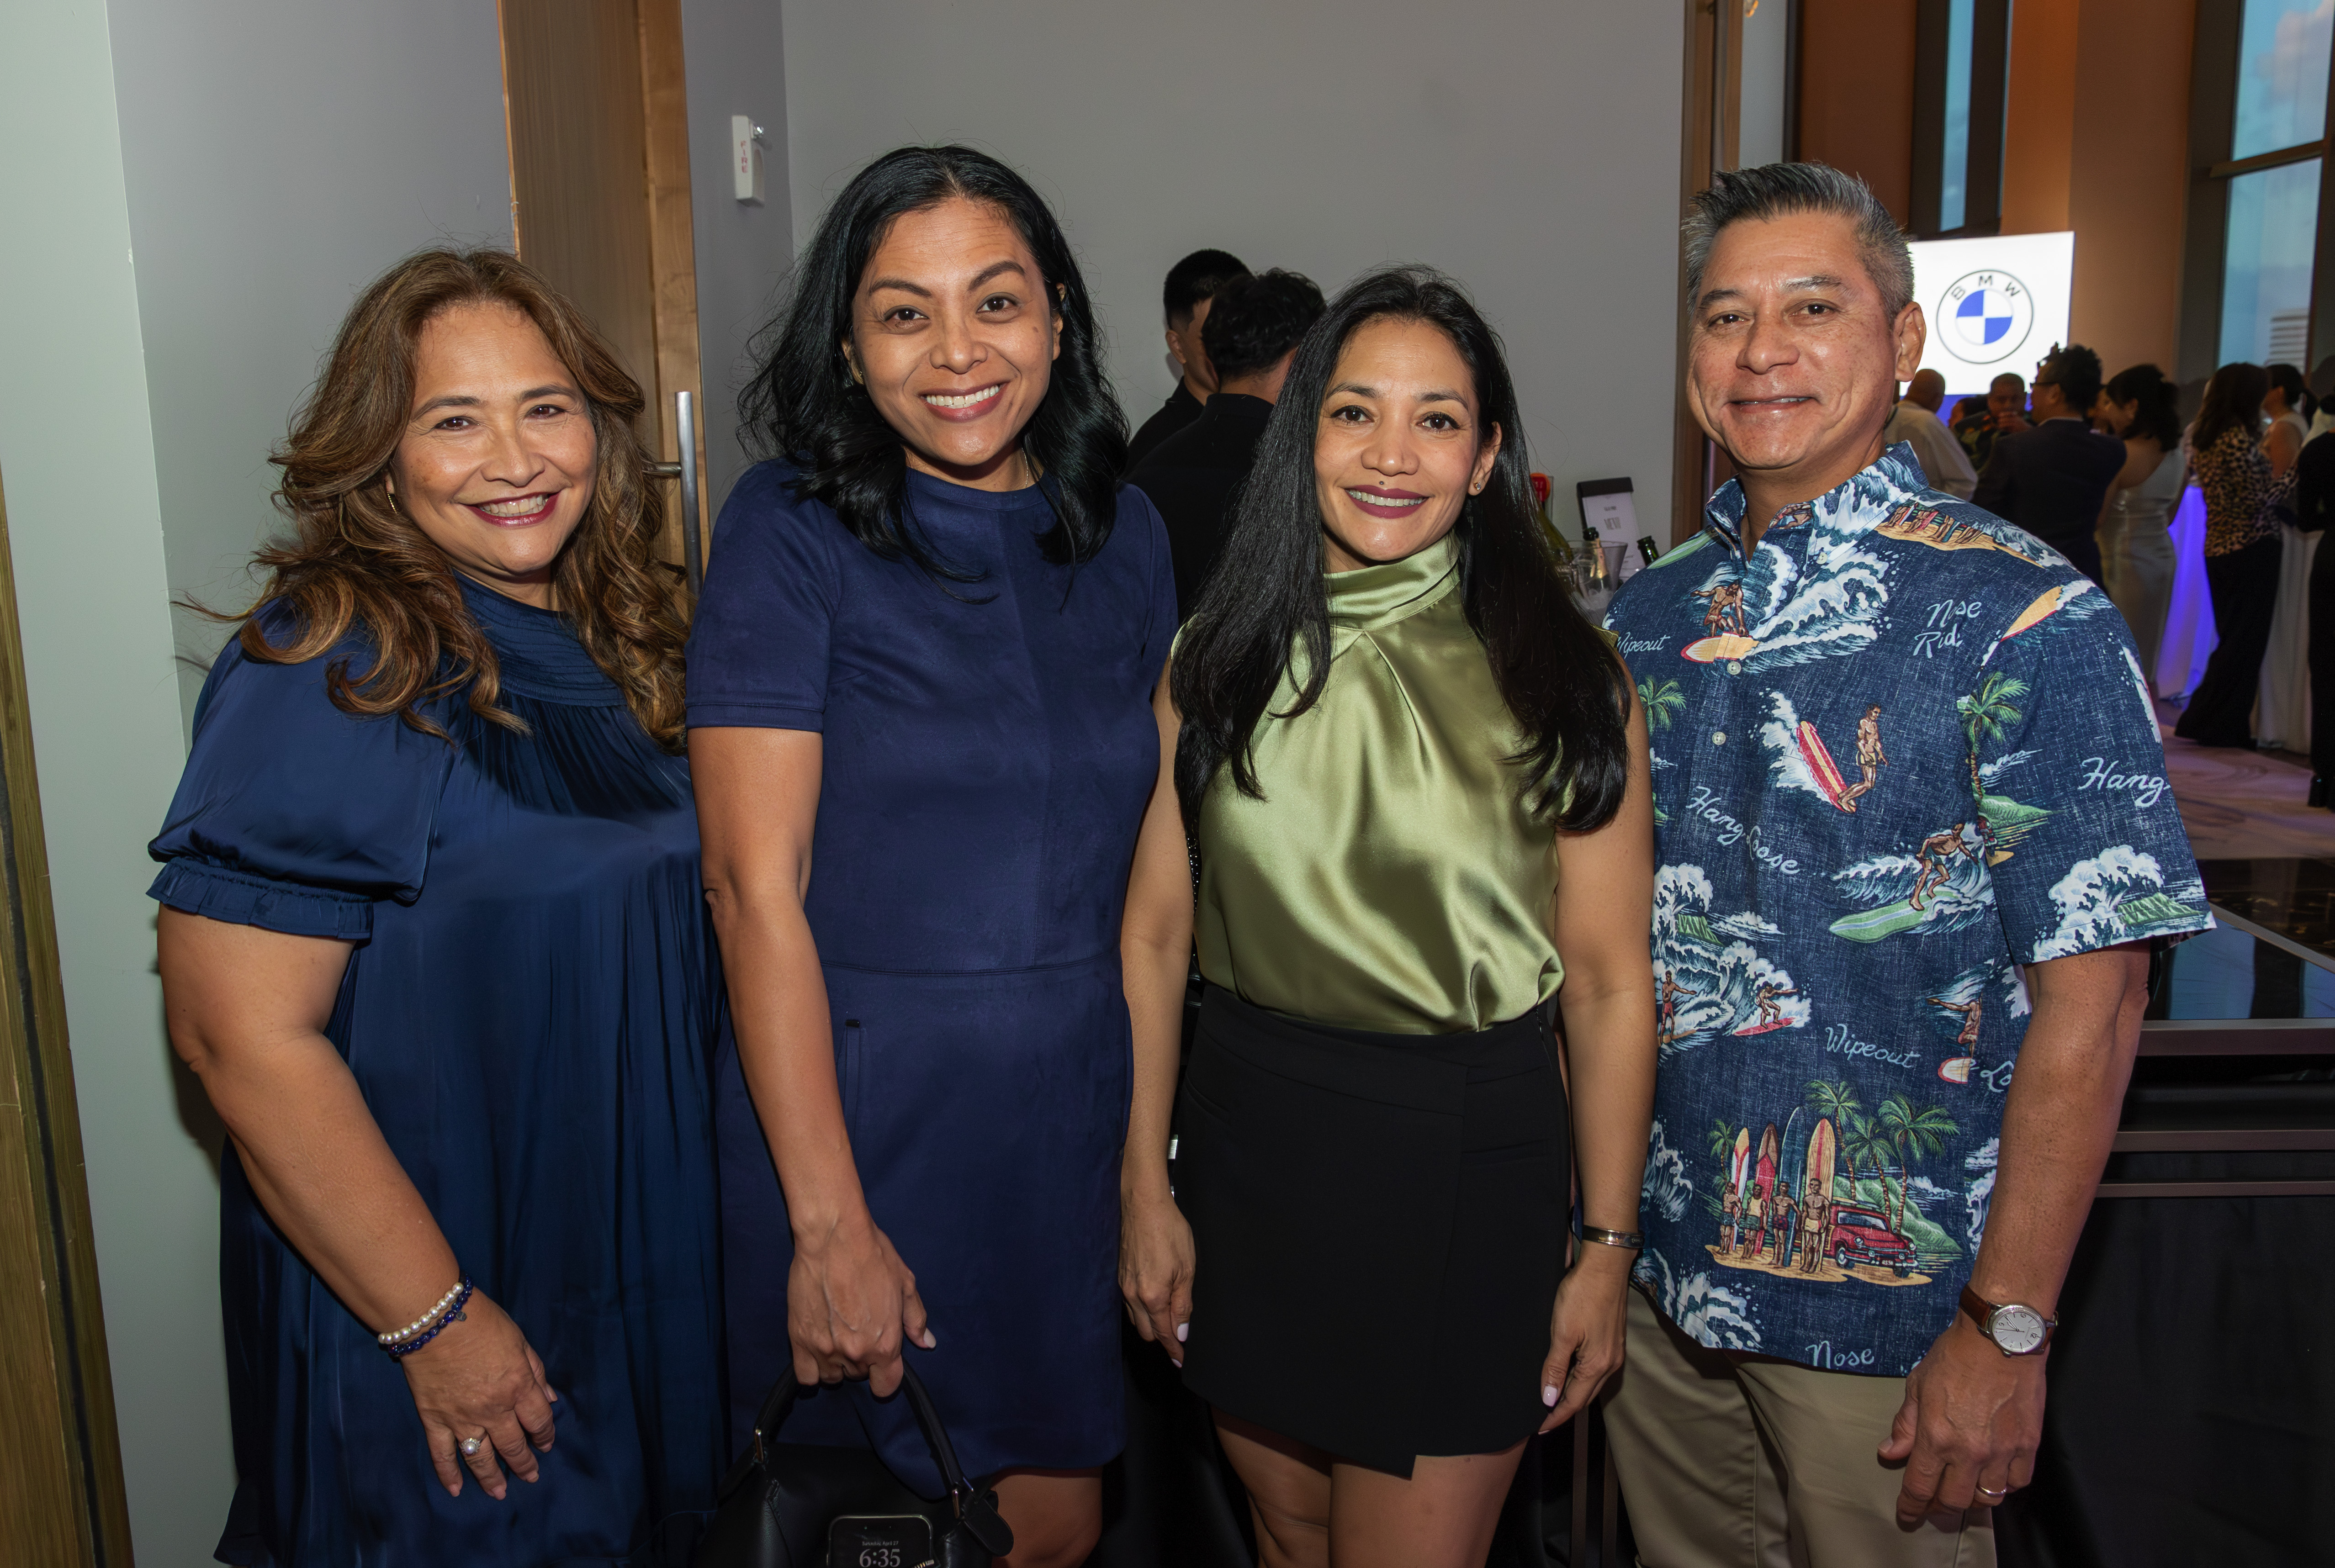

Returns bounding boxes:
[685,462,840,732]
[1970,580,2212,963]
[148,625,457,940]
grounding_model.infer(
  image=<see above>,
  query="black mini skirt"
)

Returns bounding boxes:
[1172,986,1571,1476]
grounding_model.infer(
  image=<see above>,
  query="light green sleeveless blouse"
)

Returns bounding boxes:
[1194,535,1563,1034]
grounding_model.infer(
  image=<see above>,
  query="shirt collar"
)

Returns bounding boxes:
[1326,533,1460,634]
[1701,442,1928,553]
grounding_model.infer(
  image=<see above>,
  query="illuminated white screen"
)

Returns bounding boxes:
[1907,231,2075,401]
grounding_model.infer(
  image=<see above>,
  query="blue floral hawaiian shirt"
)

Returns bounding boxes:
[1604,444,2208,1378]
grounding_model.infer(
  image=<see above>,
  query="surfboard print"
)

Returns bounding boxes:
[1683,634,1762,664]
[1796,720,1853,810]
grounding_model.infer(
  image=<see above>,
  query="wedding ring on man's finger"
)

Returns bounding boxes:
[461,1436,485,1457]
[1975,1485,2008,1501]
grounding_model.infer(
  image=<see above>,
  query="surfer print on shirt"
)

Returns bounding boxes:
[1874,504,2054,566]
[1675,469,1903,673]
[1922,958,2030,1086]
[1607,444,2216,1379]
[1681,491,2067,672]
[1705,1083,1963,1288]
[1653,864,1811,1053]
[1759,692,1886,813]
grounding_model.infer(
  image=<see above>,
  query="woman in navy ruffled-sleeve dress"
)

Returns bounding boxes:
[150,250,722,1566]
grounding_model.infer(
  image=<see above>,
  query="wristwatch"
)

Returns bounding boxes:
[1959,1285,2056,1356]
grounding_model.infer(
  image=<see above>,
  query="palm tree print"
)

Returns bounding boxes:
[1804,1079,1863,1129]
[1835,1112,1889,1214]
[1640,677,1685,734]
[1800,1079,1864,1199]
[1874,1094,1959,1235]
[1955,672,2028,800]
[1707,1117,1737,1157]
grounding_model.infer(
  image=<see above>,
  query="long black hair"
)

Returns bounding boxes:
[2104,364,2182,450]
[739,145,1127,576]
[1171,267,1630,834]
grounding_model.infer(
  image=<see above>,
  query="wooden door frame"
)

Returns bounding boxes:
[0,465,133,1567]
[497,0,710,580]
[1673,0,1735,544]
[637,0,711,576]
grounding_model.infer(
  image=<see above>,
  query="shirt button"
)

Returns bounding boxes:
[1726,660,1743,676]
[1712,731,1727,745]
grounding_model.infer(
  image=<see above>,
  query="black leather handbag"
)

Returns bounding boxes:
[693,1364,1014,1568]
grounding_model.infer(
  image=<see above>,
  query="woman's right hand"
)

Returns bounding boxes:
[401,1290,559,1500]
[1118,1182,1195,1366]
[788,1210,932,1396]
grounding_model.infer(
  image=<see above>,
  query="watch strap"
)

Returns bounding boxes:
[1959,1284,2056,1353]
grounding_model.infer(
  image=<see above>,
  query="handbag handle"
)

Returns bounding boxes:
[737,1362,1011,1552]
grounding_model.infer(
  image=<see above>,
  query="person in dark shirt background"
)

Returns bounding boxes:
[1953,370,2031,473]
[1972,344,2126,585]
[1126,248,1250,468]
[2294,415,2335,802]
[1126,268,1325,617]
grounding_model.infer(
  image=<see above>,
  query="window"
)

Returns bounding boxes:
[1938,0,1976,232]
[2233,0,2332,158]
[2216,0,2331,366]
[1911,0,2009,238]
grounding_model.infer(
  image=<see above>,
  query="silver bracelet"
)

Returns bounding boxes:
[378,1274,468,1346]
[1576,1223,1646,1251]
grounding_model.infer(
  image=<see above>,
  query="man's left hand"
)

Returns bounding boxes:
[1880,1312,2045,1523]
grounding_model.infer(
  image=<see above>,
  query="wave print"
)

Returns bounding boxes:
[1757,690,1834,802]
[1642,1119,1694,1224]
[2032,845,2208,959]
[1830,845,1999,939]
[1654,865,1812,1052]
[1963,1137,1999,1250]
[1737,539,1891,674]
[1641,1251,1763,1352]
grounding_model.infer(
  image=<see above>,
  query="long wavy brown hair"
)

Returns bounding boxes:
[240,248,687,748]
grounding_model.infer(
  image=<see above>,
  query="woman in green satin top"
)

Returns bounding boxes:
[1191,530,1564,1033]
[1114,268,1658,1566]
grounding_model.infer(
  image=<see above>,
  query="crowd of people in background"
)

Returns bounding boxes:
[1884,339,2335,794]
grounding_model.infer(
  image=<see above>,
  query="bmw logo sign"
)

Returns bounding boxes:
[1939,270,2035,364]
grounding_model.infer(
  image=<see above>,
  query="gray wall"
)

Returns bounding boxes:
[682,0,795,510]
[0,0,233,1559]
[781,0,1688,534]
[104,0,514,730]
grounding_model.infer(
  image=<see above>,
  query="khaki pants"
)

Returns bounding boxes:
[1602,1289,1993,1568]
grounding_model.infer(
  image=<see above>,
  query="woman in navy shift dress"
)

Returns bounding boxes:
[149,252,723,1565]
[688,148,1173,1563]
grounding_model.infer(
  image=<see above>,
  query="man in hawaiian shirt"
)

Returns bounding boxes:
[1602,163,2207,1567]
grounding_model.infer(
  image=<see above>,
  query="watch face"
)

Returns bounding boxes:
[1990,1304,2048,1354]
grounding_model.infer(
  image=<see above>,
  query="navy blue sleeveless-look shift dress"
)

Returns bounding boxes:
[687,462,1175,1493]
[149,579,725,1565]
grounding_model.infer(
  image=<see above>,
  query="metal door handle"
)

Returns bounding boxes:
[677,390,703,595]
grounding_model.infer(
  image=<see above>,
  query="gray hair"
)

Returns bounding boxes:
[1682,162,1914,319]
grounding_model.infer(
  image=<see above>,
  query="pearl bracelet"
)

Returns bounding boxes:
[383,1277,474,1360]
[379,1274,469,1346]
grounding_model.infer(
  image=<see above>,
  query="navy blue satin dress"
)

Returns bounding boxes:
[149,580,725,1566]
[687,463,1175,1494]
